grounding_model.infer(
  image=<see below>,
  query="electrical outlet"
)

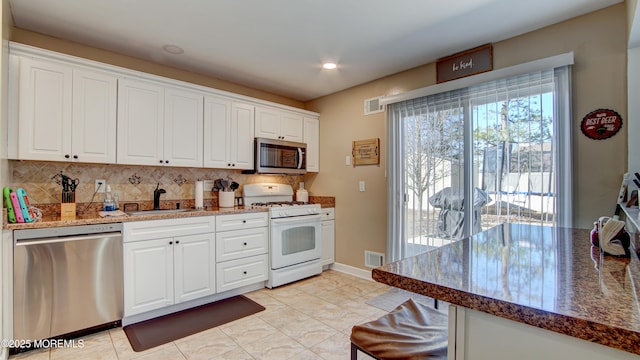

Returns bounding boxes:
[359,180,365,192]
[95,179,105,193]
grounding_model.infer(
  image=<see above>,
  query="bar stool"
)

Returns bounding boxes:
[350,299,448,359]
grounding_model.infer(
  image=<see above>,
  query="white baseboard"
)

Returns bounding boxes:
[329,262,373,281]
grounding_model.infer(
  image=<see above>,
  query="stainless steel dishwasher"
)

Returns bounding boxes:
[13,223,123,341]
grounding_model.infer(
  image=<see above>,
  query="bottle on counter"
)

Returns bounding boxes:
[103,185,115,211]
[113,191,120,210]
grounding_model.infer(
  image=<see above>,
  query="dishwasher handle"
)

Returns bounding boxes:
[15,232,122,246]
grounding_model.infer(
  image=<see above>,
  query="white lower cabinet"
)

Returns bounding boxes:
[215,212,269,293]
[123,216,215,316]
[321,208,335,267]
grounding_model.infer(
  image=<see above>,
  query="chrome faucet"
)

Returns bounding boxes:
[153,183,166,210]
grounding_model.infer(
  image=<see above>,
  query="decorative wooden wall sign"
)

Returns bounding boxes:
[436,44,493,83]
[580,108,623,140]
[352,138,380,166]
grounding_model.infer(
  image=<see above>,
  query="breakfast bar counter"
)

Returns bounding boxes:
[372,224,640,359]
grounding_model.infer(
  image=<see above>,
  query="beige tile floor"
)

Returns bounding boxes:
[10,270,392,360]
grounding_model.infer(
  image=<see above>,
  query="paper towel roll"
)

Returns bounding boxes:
[195,180,204,209]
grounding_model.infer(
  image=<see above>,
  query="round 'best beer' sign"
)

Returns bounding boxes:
[580,108,623,140]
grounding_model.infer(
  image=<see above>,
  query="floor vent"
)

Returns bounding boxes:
[364,96,385,115]
[365,251,385,268]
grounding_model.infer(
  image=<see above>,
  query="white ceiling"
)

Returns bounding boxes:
[9,0,622,102]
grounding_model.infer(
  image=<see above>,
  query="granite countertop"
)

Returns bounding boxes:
[5,206,269,230]
[4,196,335,230]
[372,223,640,355]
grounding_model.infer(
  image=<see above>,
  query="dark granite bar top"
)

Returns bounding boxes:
[372,223,640,355]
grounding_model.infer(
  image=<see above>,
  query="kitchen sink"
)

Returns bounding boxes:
[126,209,197,216]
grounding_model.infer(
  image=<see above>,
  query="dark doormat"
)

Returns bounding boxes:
[123,295,265,352]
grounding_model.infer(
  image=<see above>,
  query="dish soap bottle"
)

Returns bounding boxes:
[103,185,115,211]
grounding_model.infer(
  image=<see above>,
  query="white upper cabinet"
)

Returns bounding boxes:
[255,106,303,142]
[164,87,204,167]
[117,79,203,167]
[117,78,164,166]
[11,56,117,163]
[72,68,117,163]
[204,96,254,169]
[303,117,319,172]
[9,43,320,170]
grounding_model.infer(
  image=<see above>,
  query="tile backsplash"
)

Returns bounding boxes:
[8,161,303,205]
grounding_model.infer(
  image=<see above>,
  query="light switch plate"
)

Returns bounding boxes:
[359,181,365,192]
[346,155,351,166]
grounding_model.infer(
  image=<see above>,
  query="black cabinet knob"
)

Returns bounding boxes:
[159,160,164,164]
[228,163,231,166]
[176,240,180,244]
[169,241,173,245]
[242,220,246,223]
[64,154,70,159]
[243,271,247,275]
[232,163,235,167]
[73,155,78,159]
[243,242,247,246]
[165,160,169,164]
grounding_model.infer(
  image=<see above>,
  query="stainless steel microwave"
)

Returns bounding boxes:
[255,137,307,174]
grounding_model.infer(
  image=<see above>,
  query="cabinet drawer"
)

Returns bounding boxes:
[216,227,268,262]
[320,207,334,221]
[215,212,268,232]
[123,216,215,242]
[216,254,268,293]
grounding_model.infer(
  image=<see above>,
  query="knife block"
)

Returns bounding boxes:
[60,202,76,220]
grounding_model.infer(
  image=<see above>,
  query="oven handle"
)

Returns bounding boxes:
[297,148,303,169]
[271,214,321,224]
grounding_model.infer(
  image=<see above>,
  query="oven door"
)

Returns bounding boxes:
[270,214,321,269]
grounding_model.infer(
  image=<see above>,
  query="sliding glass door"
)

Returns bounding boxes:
[387,67,571,260]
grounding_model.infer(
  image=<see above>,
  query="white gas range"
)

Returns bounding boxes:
[243,183,322,288]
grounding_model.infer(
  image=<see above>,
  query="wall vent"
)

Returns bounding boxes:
[364,96,385,115]
[365,250,385,268]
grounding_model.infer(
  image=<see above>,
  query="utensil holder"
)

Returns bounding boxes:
[219,191,235,208]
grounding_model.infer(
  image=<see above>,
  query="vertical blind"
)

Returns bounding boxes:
[387,66,571,262]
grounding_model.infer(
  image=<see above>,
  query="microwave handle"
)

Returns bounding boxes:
[297,148,303,169]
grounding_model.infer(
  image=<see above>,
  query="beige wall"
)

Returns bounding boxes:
[10,28,305,109]
[305,4,628,269]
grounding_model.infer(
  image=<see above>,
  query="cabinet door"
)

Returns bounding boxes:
[203,96,232,168]
[230,102,255,169]
[280,112,303,142]
[174,233,216,303]
[255,106,281,140]
[17,57,72,161]
[303,117,319,172]
[71,68,117,163]
[164,86,203,167]
[117,78,164,165]
[123,238,174,316]
[321,220,335,266]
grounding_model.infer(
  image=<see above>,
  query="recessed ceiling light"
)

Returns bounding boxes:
[162,44,184,55]
[323,62,337,70]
